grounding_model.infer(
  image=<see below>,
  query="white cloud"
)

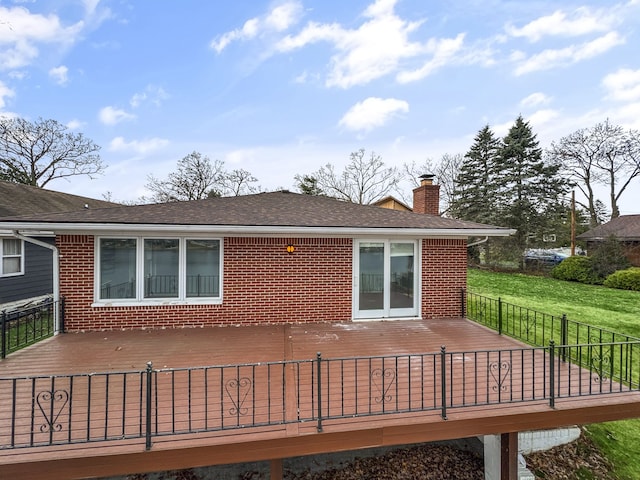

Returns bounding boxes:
[109,136,169,154]
[506,7,618,42]
[48,65,68,85]
[66,119,84,130]
[276,0,442,88]
[514,31,624,75]
[603,68,640,102]
[520,92,552,108]
[98,106,136,125]
[338,97,409,132]
[0,81,15,109]
[130,85,169,108]
[264,1,303,31]
[211,0,302,53]
[0,4,109,71]
[396,34,465,83]
[528,109,560,128]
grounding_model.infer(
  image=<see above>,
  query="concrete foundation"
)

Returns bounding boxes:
[481,427,580,479]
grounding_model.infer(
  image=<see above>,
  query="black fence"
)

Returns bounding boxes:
[2,340,639,450]
[1,298,63,359]
[465,291,640,390]
[1,292,639,451]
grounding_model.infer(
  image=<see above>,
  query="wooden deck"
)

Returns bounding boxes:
[1,318,640,479]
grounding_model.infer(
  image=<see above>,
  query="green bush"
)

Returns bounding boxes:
[604,268,640,291]
[551,256,602,284]
[590,235,631,279]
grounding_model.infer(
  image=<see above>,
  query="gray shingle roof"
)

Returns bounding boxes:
[0,180,117,217]
[0,191,511,234]
[577,215,640,241]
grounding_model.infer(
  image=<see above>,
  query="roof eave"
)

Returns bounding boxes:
[2,222,515,238]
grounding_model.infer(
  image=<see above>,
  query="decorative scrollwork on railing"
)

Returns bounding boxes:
[589,340,612,384]
[488,361,511,393]
[476,304,486,320]
[36,390,69,433]
[524,314,536,336]
[371,368,396,404]
[224,377,252,416]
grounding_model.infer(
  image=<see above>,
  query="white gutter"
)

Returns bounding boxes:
[467,236,489,248]
[11,231,61,334]
[0,222,516,238]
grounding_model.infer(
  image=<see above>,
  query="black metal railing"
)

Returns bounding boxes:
[2,337,639,451]
[1,291,639,451]
[465,290,640,389]
[1,298,63,359]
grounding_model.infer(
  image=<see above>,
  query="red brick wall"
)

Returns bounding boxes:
[412,184,440,215]
[57,235,467,331]
[421,238,467,318]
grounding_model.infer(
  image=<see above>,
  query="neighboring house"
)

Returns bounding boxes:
[373,195,412,212]
[0,180,117,308]
[577,214,640,266]
[0,180,512,332]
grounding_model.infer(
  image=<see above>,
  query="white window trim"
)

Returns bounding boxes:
[352,238,421,321]
[93,236,223,307]
[0,238,25,278]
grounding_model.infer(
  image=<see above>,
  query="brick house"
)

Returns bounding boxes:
[0,181,511,332]
[578,214,640,266]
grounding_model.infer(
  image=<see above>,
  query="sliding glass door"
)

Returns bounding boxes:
[354,240,418,319]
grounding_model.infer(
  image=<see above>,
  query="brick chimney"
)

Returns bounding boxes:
[412,174,440,215]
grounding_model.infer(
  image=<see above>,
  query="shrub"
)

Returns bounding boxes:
[590,235,631,279]
[604,268,640,291]
[551,256,602,284]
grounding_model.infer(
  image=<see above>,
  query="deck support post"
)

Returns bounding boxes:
[270,458,283,480]
[500,432,518,480]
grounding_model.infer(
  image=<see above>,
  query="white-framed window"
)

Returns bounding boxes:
[96,236,222,304]
[353,239,419,320]
[1,238,24,277]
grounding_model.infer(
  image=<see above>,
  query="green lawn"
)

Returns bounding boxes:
[467,268,640,480]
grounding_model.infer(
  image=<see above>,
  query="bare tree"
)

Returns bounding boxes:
[548,120,640,225]
[0,117,103,187]
[145,151,259,202]
[299,149,400,204]
[145,151,226,202]
[220,168,259,196]
[402,153,463,215]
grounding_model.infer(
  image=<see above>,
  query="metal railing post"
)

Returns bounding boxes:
[59,297,66,334]
[440,346,448,420]
[145,361,153,450]
[1,310,6,359]
[549,341,555,408]
[316,352,323,432]
[461,288,466,318]
[498,297,503,335]
[561,314,568,362]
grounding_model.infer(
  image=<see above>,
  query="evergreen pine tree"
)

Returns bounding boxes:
[451,125,501,224]
[494,116,568,267]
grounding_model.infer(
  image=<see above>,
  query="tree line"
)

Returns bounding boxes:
[2,115,639,261]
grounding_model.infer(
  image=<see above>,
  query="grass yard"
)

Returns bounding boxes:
[467,268,640,480]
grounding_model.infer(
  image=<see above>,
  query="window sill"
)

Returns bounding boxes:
[0,272,25,278]
[91,298,222,308]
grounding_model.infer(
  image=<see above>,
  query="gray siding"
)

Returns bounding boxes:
[0,237,54,304]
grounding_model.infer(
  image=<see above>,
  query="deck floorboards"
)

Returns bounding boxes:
[1,318,640,479]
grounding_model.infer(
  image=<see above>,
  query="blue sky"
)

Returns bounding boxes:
[1,0,640,213]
